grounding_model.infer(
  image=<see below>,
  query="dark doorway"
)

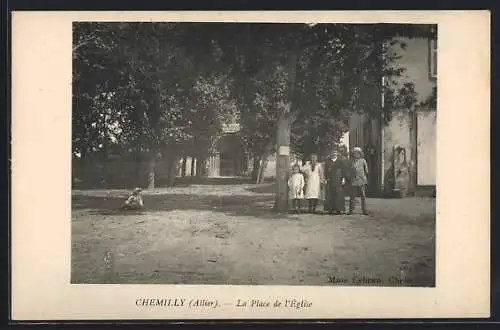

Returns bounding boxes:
[218,133,245,177]
[220,152,237,176]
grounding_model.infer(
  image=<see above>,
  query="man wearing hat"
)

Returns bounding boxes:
[348,147,369,215]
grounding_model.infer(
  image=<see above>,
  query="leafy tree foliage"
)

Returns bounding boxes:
[73,22,236,187]
[73,22,436,194]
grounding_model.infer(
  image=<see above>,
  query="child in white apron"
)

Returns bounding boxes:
[288,164,305,213]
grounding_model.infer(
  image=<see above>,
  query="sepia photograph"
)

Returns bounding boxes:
[12,10,490,320]
[71,22,437,287]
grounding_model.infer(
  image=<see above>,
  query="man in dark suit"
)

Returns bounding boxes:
[324,148,348,215]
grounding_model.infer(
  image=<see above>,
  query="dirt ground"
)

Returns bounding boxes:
[71,182,435,287]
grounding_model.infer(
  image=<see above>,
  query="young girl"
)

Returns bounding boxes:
[301,153,325,213]
[122,187,144,210]
[288,164,305,213]
[348,147,369,215]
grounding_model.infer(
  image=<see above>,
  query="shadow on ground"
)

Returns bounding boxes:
[245,183,276,194]
[72,192,291,220]
[73,176,265,190]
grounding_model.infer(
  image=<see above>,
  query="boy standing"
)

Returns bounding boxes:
[348,147,369,215]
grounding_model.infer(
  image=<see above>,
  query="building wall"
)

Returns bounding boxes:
[417,111,436,186]
[379,36,437,191]
[387,36,437,104]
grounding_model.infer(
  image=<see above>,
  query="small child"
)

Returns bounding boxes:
[288,164,305,213]
[122,187,144,210]
[348,147,369,215]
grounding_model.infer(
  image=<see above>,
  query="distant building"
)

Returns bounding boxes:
[179,123,250,178]
[205,124,249,177]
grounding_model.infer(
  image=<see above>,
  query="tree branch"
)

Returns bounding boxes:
[72,36,98,53]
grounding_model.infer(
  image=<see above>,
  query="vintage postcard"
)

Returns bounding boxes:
[11,10,490,320]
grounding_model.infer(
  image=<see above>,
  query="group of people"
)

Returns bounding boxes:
[120,146,369,215]
[288,146,369,215]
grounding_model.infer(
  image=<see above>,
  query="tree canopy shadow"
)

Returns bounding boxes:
[172,176,255,186]
[73,176,257,190]
[244,183,276,194]
[72,192,292,220]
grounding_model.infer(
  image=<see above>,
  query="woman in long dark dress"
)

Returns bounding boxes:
[324,149,347,215]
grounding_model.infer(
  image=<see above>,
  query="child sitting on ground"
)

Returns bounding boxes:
[288,164,305,213]
[121,187,144,210]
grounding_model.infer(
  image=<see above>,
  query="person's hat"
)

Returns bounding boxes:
[353,147,363,154]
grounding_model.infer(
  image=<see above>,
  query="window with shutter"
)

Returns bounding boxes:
[429,39,437,79]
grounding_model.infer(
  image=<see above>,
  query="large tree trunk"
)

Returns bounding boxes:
[274,53,298,213]
[274,110,292,213]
